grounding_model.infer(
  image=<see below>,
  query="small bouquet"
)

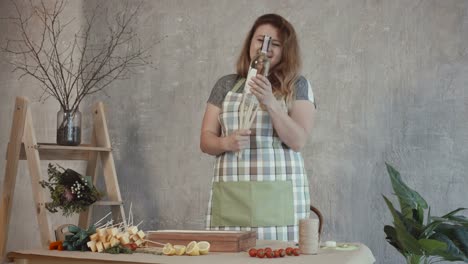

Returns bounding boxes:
[39,163,103,217]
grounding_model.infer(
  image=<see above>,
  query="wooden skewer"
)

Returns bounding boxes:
[247,107,259,128]
[136,220,144,228]
[143,239,166,247]
[237,97,259,159]
[94,212,112,226]
[243,101,254,129]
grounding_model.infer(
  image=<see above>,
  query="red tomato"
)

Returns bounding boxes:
[125,243,136,251]
[265,251,274,258]
[264,247,272,253]
[256,249,265,258]
[279,249,286,257]
[293,248,300,256]
[285,247,294,256]
[248,248,257,257]
[274,250,280,258]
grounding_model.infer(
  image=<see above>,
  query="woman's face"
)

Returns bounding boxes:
[249,24,282,70]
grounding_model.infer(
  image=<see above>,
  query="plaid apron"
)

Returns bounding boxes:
[206,79,310,242]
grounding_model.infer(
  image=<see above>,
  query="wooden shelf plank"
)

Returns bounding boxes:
[7,143,112,161]
[36,143,112,152]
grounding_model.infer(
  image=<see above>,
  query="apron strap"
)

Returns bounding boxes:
[231,78,246,93]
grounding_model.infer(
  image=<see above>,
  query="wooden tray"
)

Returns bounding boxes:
[146,230,256,252]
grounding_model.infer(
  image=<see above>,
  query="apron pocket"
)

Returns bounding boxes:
[212,182,252,227]
[211,181,294,227]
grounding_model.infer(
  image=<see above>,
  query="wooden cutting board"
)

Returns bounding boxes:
[146,230,256,252]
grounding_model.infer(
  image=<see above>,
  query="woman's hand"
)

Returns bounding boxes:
[201,104,252,155]
[249,75,277,109]
[224,129,251,152]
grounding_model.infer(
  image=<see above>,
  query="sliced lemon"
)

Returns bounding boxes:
[174,245,186,256]
[197,241,210,255]
[162,243,175,255]
[186,241,200,256]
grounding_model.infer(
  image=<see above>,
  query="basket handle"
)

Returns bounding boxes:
[55,224,75,241]
[310,205,323,238]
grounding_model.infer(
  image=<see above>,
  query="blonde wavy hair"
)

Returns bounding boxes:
[236,14,301,106]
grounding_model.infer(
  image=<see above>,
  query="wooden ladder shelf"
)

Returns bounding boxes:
[0,97,126,259]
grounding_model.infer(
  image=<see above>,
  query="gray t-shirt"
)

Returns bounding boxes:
[207,74,315,108]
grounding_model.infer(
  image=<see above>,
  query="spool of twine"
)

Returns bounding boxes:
[299,218,319,255]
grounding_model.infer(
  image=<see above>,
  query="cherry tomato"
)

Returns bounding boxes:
[264,247,272,253]
[285,247,294,256]
[279,249,286,257]
[274,250,280,258]
[122,243,137,251]
[256,249,265,258]
[248,248,257,257]
[293,248,300,256]
[265,251,274,258]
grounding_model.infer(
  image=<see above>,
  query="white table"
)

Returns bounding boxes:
[7,240,376,264]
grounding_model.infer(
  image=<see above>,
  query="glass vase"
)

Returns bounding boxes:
[56,108,81,146]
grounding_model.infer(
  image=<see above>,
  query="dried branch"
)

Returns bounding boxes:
[2,0,152,114]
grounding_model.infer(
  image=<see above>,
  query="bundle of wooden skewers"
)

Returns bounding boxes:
[239,92,259,133]
[86,203,166,254]
[237,83,259,158]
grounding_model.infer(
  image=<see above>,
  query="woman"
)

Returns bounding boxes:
[200,13,316,242]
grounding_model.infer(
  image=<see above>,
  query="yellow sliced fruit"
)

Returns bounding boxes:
[186,241,200,256]
[197,241,210,255]
[162,243,175,255]
[174,245,186,256]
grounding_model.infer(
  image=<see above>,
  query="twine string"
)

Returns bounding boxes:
[299,218,320,255]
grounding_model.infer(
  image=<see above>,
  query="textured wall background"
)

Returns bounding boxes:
[1,0,467,263]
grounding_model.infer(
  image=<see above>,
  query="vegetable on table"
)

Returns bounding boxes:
[49,241,64,251]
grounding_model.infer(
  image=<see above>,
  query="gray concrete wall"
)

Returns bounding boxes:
[1,0,467,263]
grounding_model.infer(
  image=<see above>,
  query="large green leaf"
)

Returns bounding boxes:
[441,208,468,218]
[453,228,468,256]
[415,207,424,226]
[433,224,468,259]
[383,195,423,255]
[418,238,447,255]
[431,216,468,228]
[404,214,424,237]
[385,163,428,219]
[430,232,468,262]
[427,207,431,226]
[384,225,404,254]
[421,220,444,239]
[438,208,468,227]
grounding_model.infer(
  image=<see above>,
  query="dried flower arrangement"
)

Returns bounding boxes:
[39,163,103,216]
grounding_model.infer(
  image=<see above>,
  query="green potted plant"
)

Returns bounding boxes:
[383,163,467,264]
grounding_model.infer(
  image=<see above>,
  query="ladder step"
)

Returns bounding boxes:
[12,143,112,160]
[36,143,112,152]
[93,201,123,206]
